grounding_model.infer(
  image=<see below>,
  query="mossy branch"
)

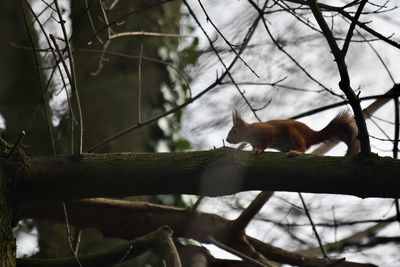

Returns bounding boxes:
[12,148,400,201]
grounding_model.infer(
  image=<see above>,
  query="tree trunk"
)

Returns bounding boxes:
[69,0,181,153]
[0,171,16,267]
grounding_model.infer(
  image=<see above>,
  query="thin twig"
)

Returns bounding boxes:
[208,236,272,267]
[81,0,177,45]
[221,79,324,93]
[91,39,110,76]
[307,0,371,155]
[85,2,266,152]
[190,196,204,211]
[247,0,341,98]
[393,97,399,158]
[114,245,133,267]
[298,214,393,256]
[77,48,192,93]
[85,0,103,44]
[291,87,400,120]
[394,96,400,229]
[258,215,398,228]
[284,0,400,49]
[24,0,78,131]
[63,202,83,267]
[73,229,82,254]
[54,0,84,155]
[107,0,120,10]
[197,0,260,78]
[7,131,26,158]
[183,0,263,121]
[21,1,57,156]
[298,193,328,258]
[356,29,396,84]
[138,44,143,124]
[98,0,111,38]
[50,34,80,154]
[89,0,111,75]
[109,31,194,39]
[369,116,392,143]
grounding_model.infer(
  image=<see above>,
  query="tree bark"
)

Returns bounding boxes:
[19,198,377,267]
[15,148,400,202]
[0,171,16,267]
[69,0,180,153]
[16,226,181,267]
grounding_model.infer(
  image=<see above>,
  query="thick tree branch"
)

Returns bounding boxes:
[16,226,181,267]
[231,191,274,234]
[13,148,400,201]
[20,198,377,267]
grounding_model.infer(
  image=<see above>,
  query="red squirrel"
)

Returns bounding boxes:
[226,110,360,156]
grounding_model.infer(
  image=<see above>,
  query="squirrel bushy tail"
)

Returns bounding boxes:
[315,111,360,156]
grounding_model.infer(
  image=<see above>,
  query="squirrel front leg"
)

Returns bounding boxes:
[251,147,266,154]
[251,136,273,154]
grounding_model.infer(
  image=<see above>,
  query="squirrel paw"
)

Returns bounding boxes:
[286,150,304,156]
[251,148,264,154]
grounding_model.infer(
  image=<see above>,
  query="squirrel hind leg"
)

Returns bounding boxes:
[251,147,265,154]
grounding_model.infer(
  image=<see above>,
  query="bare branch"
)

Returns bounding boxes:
[63,202,83,267]
[342,0,368,56]
[247,0,341,98]
[284,0,400,50]
[85,1,266,152]
[298,193,327,258]
[231,191,274,234]
[208,236,273,267]
[109,31,194,39]
[196,0,260,78]
[16,226,181,267]
[298,216,393,256]
[17,149,400,201]
[20,198,378,267]
[22,1,56,156]
[183,0,263,121]
[307,0,371,155]
[54,0,84,155]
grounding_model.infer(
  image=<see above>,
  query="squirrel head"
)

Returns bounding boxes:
[226,110,248,144]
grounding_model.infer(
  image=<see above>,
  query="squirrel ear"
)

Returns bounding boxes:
[233,109,244,126]
[233,109,239,126]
